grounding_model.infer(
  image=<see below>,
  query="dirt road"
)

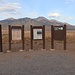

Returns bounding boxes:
[0,50,75,75]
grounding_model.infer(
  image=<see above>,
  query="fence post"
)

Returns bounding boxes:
[30,25,33,50]
[22,25,24,50]
[9,25,11,50]
[51,25,54,49]
[0,25,2,52]
[64,24,66,50]
[43,25,45,49]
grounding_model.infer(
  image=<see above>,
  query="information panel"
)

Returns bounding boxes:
[12,29,21,40]
[33,29,42,39]
[9,25,24,51]
[30,25,45,50]
[51,25,66,50]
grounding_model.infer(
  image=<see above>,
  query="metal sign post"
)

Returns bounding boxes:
[9,25,24,51]
[0,25,2,52]
[30,25,45,50]
[51,25,66,50]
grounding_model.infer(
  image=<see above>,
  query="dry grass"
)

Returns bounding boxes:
[2,30,75,44]
[66,30,75,43]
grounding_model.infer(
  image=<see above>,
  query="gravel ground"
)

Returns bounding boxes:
[0,50,75,75]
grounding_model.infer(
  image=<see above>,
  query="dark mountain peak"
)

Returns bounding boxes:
[0,16,75,30]
[50,19,61,23]
[18,17,31,20]
[4,17,15,20]
[35,16,49,21]
[64,22,71,25]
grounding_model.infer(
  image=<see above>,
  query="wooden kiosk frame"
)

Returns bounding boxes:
[0,25,2,52]
[9,25,24,51]
[30,25,45,50]
[51,25,66,50]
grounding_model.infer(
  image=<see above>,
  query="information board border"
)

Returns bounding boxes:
[9,25,24,51]
[51,25,66,50]
[30,25,45,50]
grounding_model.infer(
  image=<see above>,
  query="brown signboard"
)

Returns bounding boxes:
[51,25,66,50]
[54,26,64,40]
[30,25,45,50]
[0,25,2,52]
[12,29,21,40]
[9,25,24,51]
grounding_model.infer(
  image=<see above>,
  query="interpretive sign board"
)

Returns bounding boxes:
[30,25,45,50]
[51,25,66,50]
[33,29,42,40]
[0,25,2,52]
[12,29,21,40]
[9,25,24,51]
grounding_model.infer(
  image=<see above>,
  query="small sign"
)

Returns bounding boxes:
[12,29,21,40]
[54,27,63,30]
[33,29,42,39]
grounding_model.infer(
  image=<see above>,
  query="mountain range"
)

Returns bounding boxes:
[0,17,75,30]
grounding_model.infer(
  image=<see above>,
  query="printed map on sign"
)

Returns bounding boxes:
[33,29,42,39]
[12,29,21,40]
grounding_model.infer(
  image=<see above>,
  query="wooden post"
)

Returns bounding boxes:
[30,25,33,50]
[64,25,66,50]
[51,25,54,49]
[9,25,11,50]
[43,25,45,49]
[22,25,24,50]
[0,25,2,52]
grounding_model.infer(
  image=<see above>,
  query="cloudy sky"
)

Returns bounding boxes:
[0,0,75,25]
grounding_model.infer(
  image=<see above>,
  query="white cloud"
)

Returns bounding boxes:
[0,3,21,13]
[0,0,4,2]
[61,16,74,20]
[0,2,21,19]
[48,12,74,21]
[0,0,6,4]
[65,0,75,4]
[0,13,15,18]
[66,1,69,4]
[48,13,61,18]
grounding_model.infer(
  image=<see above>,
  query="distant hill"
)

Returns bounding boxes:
[0,17,75,30]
